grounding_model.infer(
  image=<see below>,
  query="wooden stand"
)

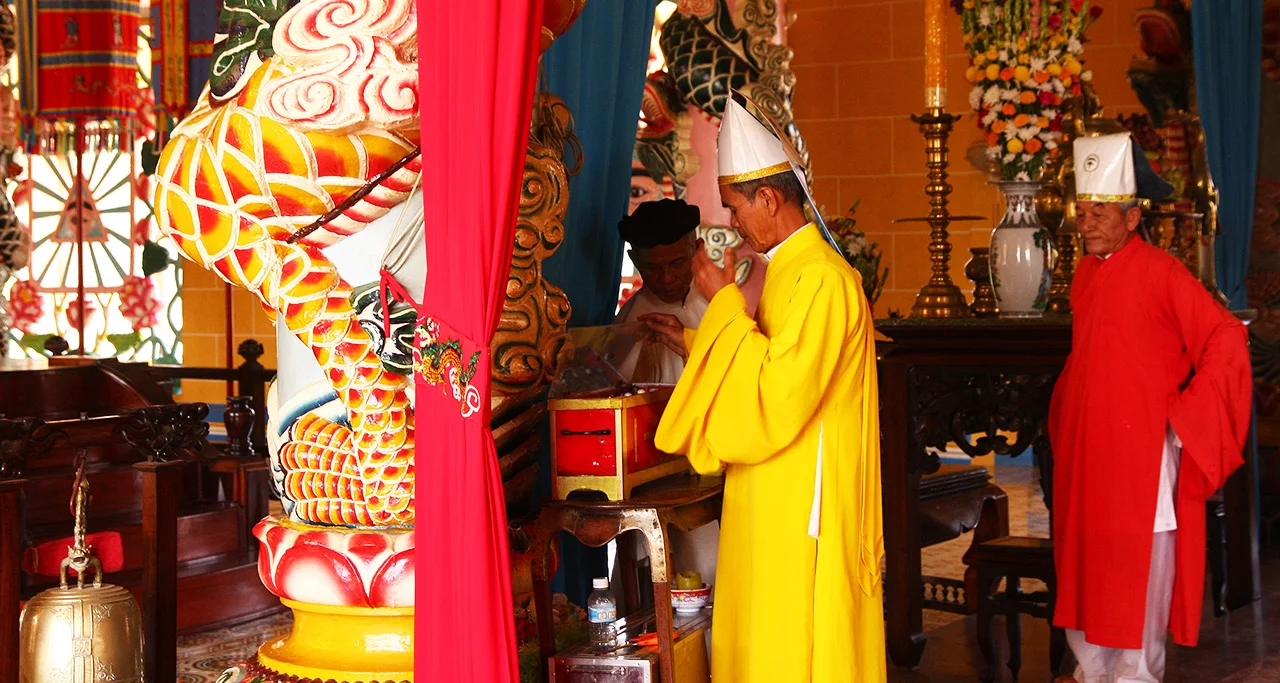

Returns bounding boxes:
[136,459,185,683]
[529,474,723,683]
[968,536,1066,682]
[877,318,1069,668]
[0,479,24,683]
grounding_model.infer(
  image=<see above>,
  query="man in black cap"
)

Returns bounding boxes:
[614,198,707,384]
[611,198,721,610]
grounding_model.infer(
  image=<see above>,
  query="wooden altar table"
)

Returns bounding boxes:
[876,318,1260,669]
[528,474,724,683]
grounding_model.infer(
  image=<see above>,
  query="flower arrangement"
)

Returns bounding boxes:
[956,0,1102,181]
[825,202,887,305]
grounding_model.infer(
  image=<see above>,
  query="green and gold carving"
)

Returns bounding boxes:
[659,0,809,181]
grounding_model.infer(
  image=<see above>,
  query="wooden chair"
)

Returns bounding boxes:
[966,535,1066,682]
[920,464,1010,614]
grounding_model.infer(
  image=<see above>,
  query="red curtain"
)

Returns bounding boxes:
[415,1,545,680]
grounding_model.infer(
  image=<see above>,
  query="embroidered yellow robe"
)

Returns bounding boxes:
[656,224,885,682]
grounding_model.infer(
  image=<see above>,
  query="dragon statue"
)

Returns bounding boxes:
[659,0,809,182]
[155,0,423,678]
[155,0,585,678]
[155,0,421,529]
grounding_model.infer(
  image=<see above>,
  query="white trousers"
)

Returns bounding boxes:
[1066,530,1176,683]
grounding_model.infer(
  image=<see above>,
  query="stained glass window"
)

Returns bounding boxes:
[1,7,182,363]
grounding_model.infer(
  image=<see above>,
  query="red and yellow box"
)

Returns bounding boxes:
[548,386,690,500]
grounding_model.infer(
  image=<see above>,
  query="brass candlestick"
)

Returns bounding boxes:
[1036,149,1075,315]
[896,109,984,318]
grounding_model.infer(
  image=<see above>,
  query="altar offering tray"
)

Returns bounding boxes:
[548,384,689,501]
[549,607,711,683]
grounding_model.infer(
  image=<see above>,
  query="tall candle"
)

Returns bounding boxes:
[925,0,946,109]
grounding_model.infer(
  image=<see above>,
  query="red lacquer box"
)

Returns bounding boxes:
[548,385,690,500]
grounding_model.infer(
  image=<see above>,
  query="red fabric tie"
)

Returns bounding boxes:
[378,268,419,339]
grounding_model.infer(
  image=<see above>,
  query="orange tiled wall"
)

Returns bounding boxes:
[179,262,277,405]
[789,0,1147,317]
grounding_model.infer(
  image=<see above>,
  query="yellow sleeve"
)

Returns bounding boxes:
[655,265,853,471]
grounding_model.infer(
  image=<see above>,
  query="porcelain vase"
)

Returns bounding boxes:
[989,181,1053,318]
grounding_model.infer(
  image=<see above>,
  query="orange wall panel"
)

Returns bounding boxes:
[790,0,1145,316]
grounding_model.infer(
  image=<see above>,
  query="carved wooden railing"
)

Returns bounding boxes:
[42,337,278,458]
[136,339,275,457]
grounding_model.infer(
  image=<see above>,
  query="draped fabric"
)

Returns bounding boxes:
[540,0,658,327]
[16,0,142,152]
[1191,0,1264,310]
[415,2,544,681]
[149,0,219,124]
[535,0,658,607]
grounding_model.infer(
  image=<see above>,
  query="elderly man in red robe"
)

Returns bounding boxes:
[1049,133,1253,683]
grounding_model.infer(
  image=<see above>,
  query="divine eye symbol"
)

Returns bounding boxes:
[1083,154,1100,172]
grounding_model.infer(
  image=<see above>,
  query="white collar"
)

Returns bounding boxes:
[763,224,809,262]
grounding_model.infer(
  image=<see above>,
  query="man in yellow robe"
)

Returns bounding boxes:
[641,97,885,683]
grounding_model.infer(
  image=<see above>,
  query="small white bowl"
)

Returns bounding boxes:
[671,584,711,613]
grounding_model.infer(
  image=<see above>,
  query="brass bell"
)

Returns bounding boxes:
[19,453,145,682]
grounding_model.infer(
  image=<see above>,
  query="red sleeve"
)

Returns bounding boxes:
[1165,264,1252,498]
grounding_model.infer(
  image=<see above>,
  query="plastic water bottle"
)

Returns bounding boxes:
[587,577,618,652]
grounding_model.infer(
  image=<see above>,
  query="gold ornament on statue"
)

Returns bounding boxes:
[493,92,575,394]
[19,452,144,683]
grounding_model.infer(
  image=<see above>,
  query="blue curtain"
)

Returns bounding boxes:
[1191,0,1263,310]
[537,0,657,607]
[1192,1,1265,553]
[541,0,658,327]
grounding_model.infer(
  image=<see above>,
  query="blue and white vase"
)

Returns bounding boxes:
[989,180,1053,318]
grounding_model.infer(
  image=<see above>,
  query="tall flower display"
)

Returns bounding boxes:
[825,202,888,306]
[957,0,1102,180]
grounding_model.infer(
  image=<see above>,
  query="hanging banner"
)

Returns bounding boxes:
[16,0,143,152]
[148,0,219,125]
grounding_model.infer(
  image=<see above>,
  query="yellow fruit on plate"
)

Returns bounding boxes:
[675,571,703,590]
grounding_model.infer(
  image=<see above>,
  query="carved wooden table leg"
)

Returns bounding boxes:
[1006,576,1023,679]
[616,530,641,614]
[0,479,24,683]
[136,460,185,683]
[529,510,561,683]
[634,509,675,683]
[881,360,927,668]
